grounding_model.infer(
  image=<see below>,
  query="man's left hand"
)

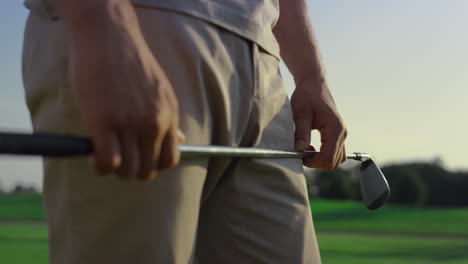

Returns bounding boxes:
[290,77,347,171]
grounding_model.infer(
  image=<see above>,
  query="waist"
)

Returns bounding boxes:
[23,0,280,58]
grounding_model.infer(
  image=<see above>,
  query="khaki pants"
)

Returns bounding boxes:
[22,7,321,264]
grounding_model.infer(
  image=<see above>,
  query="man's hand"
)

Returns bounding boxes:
[59,1,183,180]
[273,0,347,170]
[290,78,347,171]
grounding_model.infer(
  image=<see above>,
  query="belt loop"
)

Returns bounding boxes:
[24,0,60,20]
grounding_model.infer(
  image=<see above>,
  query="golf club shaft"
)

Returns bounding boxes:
[0,131,390,210]
[0,132,371,160]
[180,145,371,160]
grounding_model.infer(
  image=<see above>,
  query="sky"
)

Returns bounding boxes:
[0,0,467,190]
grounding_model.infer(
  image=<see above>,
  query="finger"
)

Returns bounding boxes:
[137,129,159,181]
[305,126,340,170]
[293,113,312,151]
[302,145,317,167]
[331,146,344,170]
[340,145,347,164]
[329,141,345,170]
[116,132,140,180]
[303,144,336,170]
[158,125,181,170]
[91,131,121,174]
[333,135,347,168]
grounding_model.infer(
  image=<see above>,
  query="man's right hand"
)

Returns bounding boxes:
[59,0,183,180]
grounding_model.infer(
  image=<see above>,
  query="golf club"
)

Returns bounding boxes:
[0,132,390,209]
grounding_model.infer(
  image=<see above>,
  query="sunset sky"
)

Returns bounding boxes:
[1,0,467,190]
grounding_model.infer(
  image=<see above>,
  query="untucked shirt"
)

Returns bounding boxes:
[24,0,280,58]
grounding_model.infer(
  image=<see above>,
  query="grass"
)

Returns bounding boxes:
[0,223,48,264]
[0,193,44,220]
[1,193,468,263]
[318,232,468,264]
[311,199,468,263]
[311,199,468,235]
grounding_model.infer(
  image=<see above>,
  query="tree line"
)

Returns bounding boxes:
[306,161,468,207]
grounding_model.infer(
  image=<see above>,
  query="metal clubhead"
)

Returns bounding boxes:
[359,158,390,210]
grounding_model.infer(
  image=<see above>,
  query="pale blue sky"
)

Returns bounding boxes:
[301,0,468,172]
[1,1,467,190]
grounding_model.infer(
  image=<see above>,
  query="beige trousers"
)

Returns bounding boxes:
[22,7,321,264]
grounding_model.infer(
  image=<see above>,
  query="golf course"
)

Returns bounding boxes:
[1,193,468,263]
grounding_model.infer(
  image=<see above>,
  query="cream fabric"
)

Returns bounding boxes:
[22,7,321,264]
[23,0,280,58]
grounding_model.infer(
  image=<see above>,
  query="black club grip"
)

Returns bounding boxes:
[0,132,93,156]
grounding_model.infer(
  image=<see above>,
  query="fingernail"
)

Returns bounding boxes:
[112,154,122,169]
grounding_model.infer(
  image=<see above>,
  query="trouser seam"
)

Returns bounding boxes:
[237,42,261,148]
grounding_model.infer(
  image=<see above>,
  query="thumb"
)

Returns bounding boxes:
[294,114,312,151]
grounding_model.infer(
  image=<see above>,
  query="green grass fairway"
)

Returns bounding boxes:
[311,199,468,235]
[2,222,467,264]
[0,193,44,220]
[318,232,468,264]
[0,223,48,264]
[2,194,468,263]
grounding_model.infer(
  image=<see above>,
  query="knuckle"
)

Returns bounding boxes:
[341,126,348,139]
[333,122,345,134]
[139,110,171,136]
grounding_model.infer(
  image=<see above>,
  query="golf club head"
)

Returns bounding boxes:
[359,158,390,210]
